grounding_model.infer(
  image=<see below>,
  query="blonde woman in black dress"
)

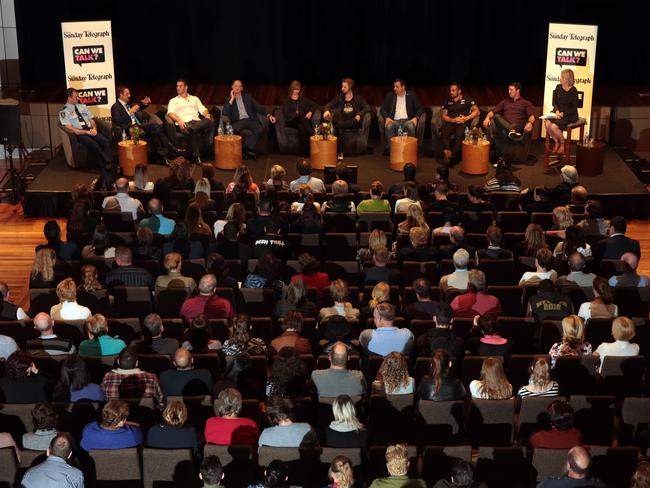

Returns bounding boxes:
[545,69,579,155]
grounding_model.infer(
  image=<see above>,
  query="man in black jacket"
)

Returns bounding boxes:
[593,216,641,262]
[222,80,276,160]
[380,78,423,155]
[323,78,371,157]
[111,85,178,162]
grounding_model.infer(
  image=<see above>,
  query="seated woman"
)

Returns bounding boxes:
[190,177,217,212]
[395,182,424,214]
[398,203,429,236]
[357,229,388,267]
[0,351,48,403]
[529,400,581,449]
[516,224,548,259]
[225,164,260,198]
[207,253,245,310]
[451,270,502,318]
[553,224,591,259]
[594,316,640,372]
[327,456,355,488]
[54,355,104,402]
[432,207,460,236]
[265,347,309,398]
[214,202,247,237]
[79,313,127,357]
[469,357,512,400]
[325,394,367,448]
[204,388,260,446]
[548,315,592,367]
[372,352,414,395]
[162,223,205,260]
[265,164,289,191]
[519,248,557,285]
[132,226,162,262]
[417,349,467,402]
[290,184,321,214]
[292,199,323,233]
[271,311,311,355]
[29,248,66,289]
[50,277,91,321]
[290,253,331,304]
[465,314,510,358]
[484,161,521,193]
[578,277,618,321]
[319,279,361,322]
[201,164,225,192]
[274,278,319,319]
[185,202,213,238]
[258,396,318,448]
[146,400,200,456]
[155,252,197,295]
[22,402,58,451]
[67,199,99,234]
[544,69,579,155]
[82,224,116,261]
[517,357,559,397]
[360,281,391,325]
[80,400,143,451]
[546,206,573,240]
[182,314,222,353]
[221,313,268,357]
[243,253,285,293]
[322,180,355,213]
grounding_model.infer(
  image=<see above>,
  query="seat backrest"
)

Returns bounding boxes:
[0,403,37,433]
[90,447,142,480]
[421,445,472,486]
[532,448,570,482]
[476,446,528,488]
[417,400,464,435]
[142,447,194,488]
[203,444,252,465]
[0,447,17,483]
[319,447,362,466]
[258,446,301,465]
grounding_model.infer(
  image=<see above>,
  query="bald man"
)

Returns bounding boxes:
[557,252,597,288]
[180,274,234,323]
[159,347,213,396]
[101,177,144,219]
[26,312,76,356]
[311,341,366,398]
[537,446,605,487]
[609,252,649,287]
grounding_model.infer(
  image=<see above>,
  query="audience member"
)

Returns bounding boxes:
[525,187,554,214]
[403,278,439,323]
[517,357,559,397]
[140,313,180,356]
[252,220,289,260]
[311,342,366,398]
[221,313,268,356]
[30,248,65,289]
[80,400,143,451]
[397,227,438,263]
[320,315,359,354]
[548,315,592,367]
[537,446,605,488]
[398,203,429,236]
[357,181,390,213]
[132,226,162,261]
[519,248,557,284]
[271,311,312,354]
[461,186,495,214]
[426,182,459,213]
[81,224,116,260]
[102,177,144,218]
[21,433,84,488]
[205,388,260,446]
[26,312,76,356]
[476,226,513,261]
[319,279,361,321]
[182,314,222,353]
[0,350,48,403]
[362,246,401,285]
[274,278,319,319]
[609,252,649,287]
[155,252,197,295]
[359,302,414,356]
[265,347,309,398]
[35,220,79,261]
[139,198,176,236]
[369,444,425,488]
[529,400,581,449]
[258,396,319,448]
[417,349,467,402]
[0,333,17,359]
[433,459,486,488]
[77,264,104,294]
[415,303,464,361]
[105,246,154,291]
[322,179,355,213]
[180,274,235,323]
[451,270,502,318]
[79,313,126,356]
[160,347,213,396]
[517,223,548,258]
[265,164,289,191]
[326,394,368,448]
[327,456,355,488]
[0,281,28,320]
[577,200,609,238]
[22,402,59,451]
[469,357,512,399]
[466,314,510,358]
[290,253,331,302]
[440,248,470,292]
[439,226,475,259]
[372,352,414,395]
[593,215,641,261]
[146,400,200,455]
[594,316,640,372]
[199,455,224,488]
[101,347,163,404]
[289,159,325,193]
[388,163,428,201]
[548,165,579,205]
[557,252,597,288]
[49,278,91,321]
[395,182,424,213]
[214,202,247,237]
[528,280,574,323]
[547,205,573,240]
[54,355,104,402]
[577,276,618,321]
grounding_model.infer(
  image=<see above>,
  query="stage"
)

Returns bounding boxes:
[23,140,650,219]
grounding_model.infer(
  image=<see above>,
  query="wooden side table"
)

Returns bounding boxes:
[389,136,418,171]
[214,135,242,170]
[576,141,606,176]
[461,140,490,175]
[117,140,148,177]
[310,135,337,170]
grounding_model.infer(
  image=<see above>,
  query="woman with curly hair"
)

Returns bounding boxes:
[265,347,308,398]
[372,352,414,395]
[0,351,48,403]
[30,248,65,289]
[327,455,355,488]
[547,205,574,239]
[517,357,559,397]
[469,357,512,400]
[548,315,593,367]
[214,202,247,237]
[398,203,429,236]
[78,264,103,293]
[221,313,267,357]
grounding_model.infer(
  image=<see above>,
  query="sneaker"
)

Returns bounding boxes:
[508,129,523,141]
[443,149,452,164]
[194,156,203,166]
[337,152,344,161]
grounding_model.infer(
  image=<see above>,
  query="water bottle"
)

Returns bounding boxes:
[217,122,224,136]
[226,123,233,135]
[121,130,127,142]
[397,126,404,139]
[583,131,589,146]
[464,127,470,142]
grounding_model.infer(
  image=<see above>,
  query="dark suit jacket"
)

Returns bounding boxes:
[222,92,267,122]
[380,90,424,120]
[594,234,641,261]
[111,101,146,131]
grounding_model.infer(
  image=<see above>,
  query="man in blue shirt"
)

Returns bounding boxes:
[359,302,414,356]
[21,432,84,488]
[139,198,176,236]
[80,400,143,451]
[59,87,114,189]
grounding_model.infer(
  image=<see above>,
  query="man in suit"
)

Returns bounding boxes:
[593,215,641,262]
[111,85,178,163]
[222,79,275,160]
[380,78,424,155]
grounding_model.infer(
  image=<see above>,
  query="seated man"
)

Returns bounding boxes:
[357,180,390,214]
[166,78,214,165]
[426,182,459,213]
[483,82,536,158]
[214,222,253,262]
[0,281,28,321]
[527,279,573,322]
[519,248,558,285]
[548,165,579,205]
[323,78,371,158]
[80,400,143,451]
[415,302,463,360]
[403,278,440,324]
[101,347,163,404]
[138,198,176,236]
[79,313,127,356]
[440,249,470,293]
[159,347,214,396]
[369,444,426,488]
[311,342,366,398]
[537,446,606,488]
[476,226,513,262]
[26,312,76,356]
[111,85,178,162]
[252,220,289,260]
[21,433,84,488]
[557,252,597,288]
[333,163,360,194]
[609,252,649,287]
[439,226,475,259]
[155,252,197,295]
[362,246,401,285]
[440,82,479,165]
[222,79,275,160]
[102,177,144,219]
[388,162,428,201]
[35,220,79,261]
[593,215,641,262]
[140,313,179,356]
[180,274,235,323]
[359,302,414,356]
[380,78,423,155]
[104,246,154,291]
[59,87,114,190]
[289,159,326,194]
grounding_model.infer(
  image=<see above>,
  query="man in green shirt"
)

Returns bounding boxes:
[199,455,224,488]
[357,181,390,214]
[369,444,426,488]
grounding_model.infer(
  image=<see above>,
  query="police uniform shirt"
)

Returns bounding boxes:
[59,102,92,130]
[443,96,476,118]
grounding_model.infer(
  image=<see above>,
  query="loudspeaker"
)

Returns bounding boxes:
[0,99,21,146]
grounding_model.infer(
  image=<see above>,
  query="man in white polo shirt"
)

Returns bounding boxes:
[167,78,214,165]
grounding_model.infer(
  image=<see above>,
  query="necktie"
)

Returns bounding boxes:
[127,103,141,125]
[74,106,90,130]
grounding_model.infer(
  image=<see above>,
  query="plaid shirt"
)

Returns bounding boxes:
[101,368,163,404]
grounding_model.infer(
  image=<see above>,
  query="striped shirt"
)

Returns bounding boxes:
[517,381,560,397]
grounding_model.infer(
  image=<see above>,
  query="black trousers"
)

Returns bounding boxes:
[333,115,359,153]
[286,116,314,154]
[180,118,215,157]
[232,118,263,152]
[441,122,467,160]
[77,133,114,186]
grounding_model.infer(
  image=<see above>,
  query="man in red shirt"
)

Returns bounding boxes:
[180,274,235,323]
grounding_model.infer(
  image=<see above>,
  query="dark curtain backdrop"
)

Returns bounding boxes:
[15,0,650,86]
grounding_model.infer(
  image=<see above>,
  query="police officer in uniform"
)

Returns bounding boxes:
[440,82,480,165]
[59,87,114,189]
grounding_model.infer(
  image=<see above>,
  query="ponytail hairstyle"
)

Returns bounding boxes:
[429,349,451,394]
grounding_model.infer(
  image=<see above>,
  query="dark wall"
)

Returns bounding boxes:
[15,0,650,86]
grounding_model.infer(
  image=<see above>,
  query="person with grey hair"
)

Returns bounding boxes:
[451,269,502,318]
[21,432,84,488]
[139,198,176,236]
[180,274,235,323]
[608,252,649,287]
[26,312,76,356]
[439,225,475,259]
[440,248,470,293]
[101,177,144,219]
[549,165,579,205]
[557,252,597,288]
[139,313,179,356]
[536,446,605,487]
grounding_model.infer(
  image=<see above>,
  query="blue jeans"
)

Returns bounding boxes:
[384,119,416,149]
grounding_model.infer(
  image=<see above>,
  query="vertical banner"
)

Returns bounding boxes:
[542,23,598,139]
[61,20,115,121]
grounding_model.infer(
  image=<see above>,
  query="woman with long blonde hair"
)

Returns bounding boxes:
[469,357,512,399]
[30,248,61,289]
[547,205,573,239]
[357,229,389,266]
[519,223,548,258]
[545,68,579,155]
[398,203,429,236]
[517,357,559,397]
[373,352,414,395]
[326,395,367,449]
[368,282,390,311]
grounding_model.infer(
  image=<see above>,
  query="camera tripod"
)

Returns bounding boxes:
[0,142,27,204]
